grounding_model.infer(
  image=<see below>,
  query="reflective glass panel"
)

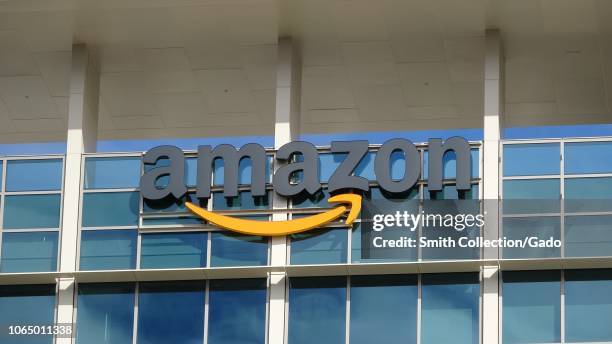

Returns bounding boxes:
[1,231,58,272]
[565,269,612,343]
[290,228,347,265]
[137,281,205,344]
[564,177,612,212]
[421,273,479,344]
[84,157,141,189]
[3,194,61,229]
[502,217,560,259]
[565,215,612,257]
[502,271,561,344]
[213,155,271,185]
[291,189,330,208]
[80,229,137,270]
[0,284,55,344]
[349,275,417,344]
[6,159,63,191]
[208,279,267,344]
[140,232,207,269]
[288,277,346,344]
[503,179,560,214]
[565,141,612,174]
[210,232,268,267]
[503,143,560,176]
[76,283,135,344]
[82,192,139,227]
[212,191,270,210]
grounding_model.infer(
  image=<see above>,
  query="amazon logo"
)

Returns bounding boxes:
[140,137,471,236]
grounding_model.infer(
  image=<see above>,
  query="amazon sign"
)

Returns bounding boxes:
[139,137,472,236]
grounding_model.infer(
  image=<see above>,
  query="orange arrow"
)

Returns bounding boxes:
[185,193,362,236]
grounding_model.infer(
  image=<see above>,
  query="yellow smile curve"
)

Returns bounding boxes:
[185,193,362,236]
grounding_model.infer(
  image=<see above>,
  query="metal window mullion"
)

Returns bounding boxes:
[416,274,422,344]
[498,270,503,344]
[206,231,211,268]
[560,140,565,259]
[345,276,350,344]
[560,270,565,344]
[283,276,290,344]
[132,282,140,344]
[203,280,209,344]
[0,158,7,265]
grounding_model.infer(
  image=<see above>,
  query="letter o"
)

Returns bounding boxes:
[374,139,420,193]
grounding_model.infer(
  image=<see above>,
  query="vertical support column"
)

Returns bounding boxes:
[56,44,99,344]
[482,29,503,344]
[268,37,301,344]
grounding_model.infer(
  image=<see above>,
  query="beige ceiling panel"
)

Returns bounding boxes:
[301,65,355,110]
[555,78,607,115]
[433,0,485,36]
[390,36,446,63]
[302,40,344,67]
[10,118,65,132]
[443,37,484,83]
[405,105,458,119]
[111,115,164,129]
[99,46,144,73]
[303,108,360,124]
[496,0,544,36]
[186,45,244,70]
[154,92,208,128]
[204,112,262,127]
[142,48,198,93]
[333,0,389,42]
[347,63,400,86]
[505,58,556,103]
[505,102,558,118]
[252,89,275,121]
[0,31,40,76]
[227,3,277,45]
[382,0,442,36]
[550,37,604,80]
[4,11,73,52]
[196,69,256,113]
[33,51,71,97]
[0,76,59,118]
[398,62,453,106]
[100,72,158,116]
[353,84,406,120]
[341,42,395,65]
[542,0,598,34]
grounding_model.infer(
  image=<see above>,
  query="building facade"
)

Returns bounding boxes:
[1,1,612,344]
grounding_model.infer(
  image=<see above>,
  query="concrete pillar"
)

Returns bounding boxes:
[56,44,99,344]
[268,37,301,344]
[482,29,503,344]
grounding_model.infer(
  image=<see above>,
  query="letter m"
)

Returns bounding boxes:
[196,143,267,199]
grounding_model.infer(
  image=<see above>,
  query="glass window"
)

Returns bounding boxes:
[565,141,612,174]
[502,217,560,259]
[212,191,270,210]
[0,161,3,190]
[80,229,137,270]
[140,232,207,269]
[421,273,479,344]
[288,277,346,344]
[5,159,63,191]
[144,158,197,188]
[565,177,612,212]
[565,215,612,257]
[503,143,560,176]
[503,179,560,214]
[1,232,58,273]
[137,281,205,344]
[349,275,417,344]
[76,283,135,344]
[210,232,268,267]
[84,157,141,189]
[565,269,612,343]
[3,194,62,229]
[82,192,139,227]
[0,284,55,344]
[502,271,561,344]
[208,279,267,344]
[423,148,480,179]
[317,152,380,183]
[290,228,347,265]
